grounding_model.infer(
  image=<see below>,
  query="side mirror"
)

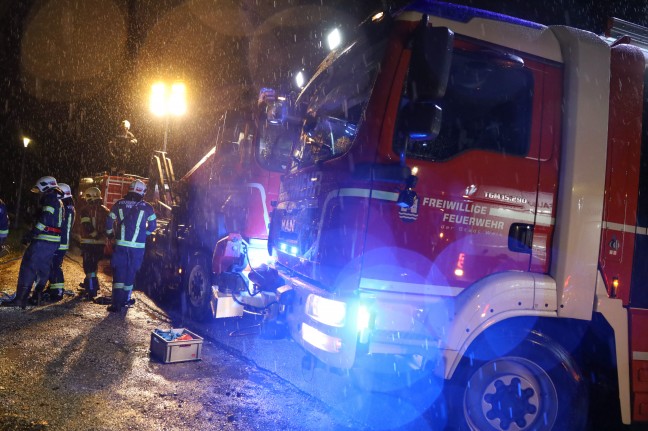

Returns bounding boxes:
[408,17,453,101]
[403,102,442,142]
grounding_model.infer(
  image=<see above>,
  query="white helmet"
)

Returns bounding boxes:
[58,183,72,199]
[31,176,58,193]
[84,187,102,202]
[121,120,131,130]
[129,179,146,196]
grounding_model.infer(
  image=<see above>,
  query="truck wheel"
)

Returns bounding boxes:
[138,254,165,301]
[452,335,588,431]
[184,254,212,322]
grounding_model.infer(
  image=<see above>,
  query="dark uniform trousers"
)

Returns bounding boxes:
[82,243,105,277]
[17,240,60,290]
[110,245,144,302]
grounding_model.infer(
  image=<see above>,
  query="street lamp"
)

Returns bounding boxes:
[14,136,31,228]
[327,28,342,50]
[150,81,186,153]
[295,70,306,89]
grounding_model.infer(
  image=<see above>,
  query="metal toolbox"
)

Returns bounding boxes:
[150,328,203,363]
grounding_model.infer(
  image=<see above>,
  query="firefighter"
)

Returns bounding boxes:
[2,176,63,309]
[30,183,75,303]
[105,179,156,312]
[79,186,109,300]
[108,120,138,174]
[118,119,137,144]
[0,198,8,246]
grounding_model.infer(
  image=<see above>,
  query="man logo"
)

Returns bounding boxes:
[399,196,419,223]
[464,184,478,197]
[281,217,296,233]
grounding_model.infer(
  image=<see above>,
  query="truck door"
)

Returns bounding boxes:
[364,41,562,292]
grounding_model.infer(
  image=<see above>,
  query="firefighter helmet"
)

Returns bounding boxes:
[121,120,131,130]
[129,179,146,196]
[59,183,72,199]
[31,176,58,193]
[84,187,102,202]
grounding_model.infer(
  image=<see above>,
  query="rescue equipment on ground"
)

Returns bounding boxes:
[150,328,203,363]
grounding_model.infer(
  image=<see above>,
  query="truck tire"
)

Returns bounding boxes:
[451,331,588,431]
[138,252,168,301]
[184,254,212,322]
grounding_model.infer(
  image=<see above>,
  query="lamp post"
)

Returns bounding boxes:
[14,137,31,228]
[150,81,186,152]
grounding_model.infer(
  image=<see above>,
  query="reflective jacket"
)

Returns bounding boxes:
[59,198,75,251]
[32,191,63,243]
[106,193,156,249]
[0,199,8,241]
[80,202,109,245]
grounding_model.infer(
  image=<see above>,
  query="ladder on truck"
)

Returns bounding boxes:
[604,17,648,53]
[149,150,177,215]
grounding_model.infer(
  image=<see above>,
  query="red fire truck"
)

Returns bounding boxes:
[139,111,281,320]
[74,109,282,321]
[72,173,146,246]
[244,1,648,429]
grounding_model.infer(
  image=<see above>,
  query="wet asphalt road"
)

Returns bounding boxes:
[0,252,370,431]
[2,245,647,431]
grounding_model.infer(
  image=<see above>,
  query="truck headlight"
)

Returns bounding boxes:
[356,304,372,344]
[305,294,346,327]
[356,304,371,332]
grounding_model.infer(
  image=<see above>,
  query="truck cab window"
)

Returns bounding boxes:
[291,37,388,168]
[256,120,299,172]
[398,48,534,160]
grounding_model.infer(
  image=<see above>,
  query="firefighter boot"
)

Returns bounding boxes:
[1,286,31,309]
[28,283,46,306]
[79,277,89,295]
[48,288,64,302]
[124,289,135,307]
[107,289,124,313]
[92,276,100,298]
[86,277,98,300]
[117,289,128,311]
[17,286,31,309]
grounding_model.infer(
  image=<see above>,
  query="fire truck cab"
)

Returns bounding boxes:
[253,1,648,429]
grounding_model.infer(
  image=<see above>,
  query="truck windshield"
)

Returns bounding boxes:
[291,35,388,167]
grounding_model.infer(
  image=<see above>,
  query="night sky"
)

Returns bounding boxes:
[1,0,647,211]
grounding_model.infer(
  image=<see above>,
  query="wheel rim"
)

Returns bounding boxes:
[187,264,208,308]
[464,357,558,431]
